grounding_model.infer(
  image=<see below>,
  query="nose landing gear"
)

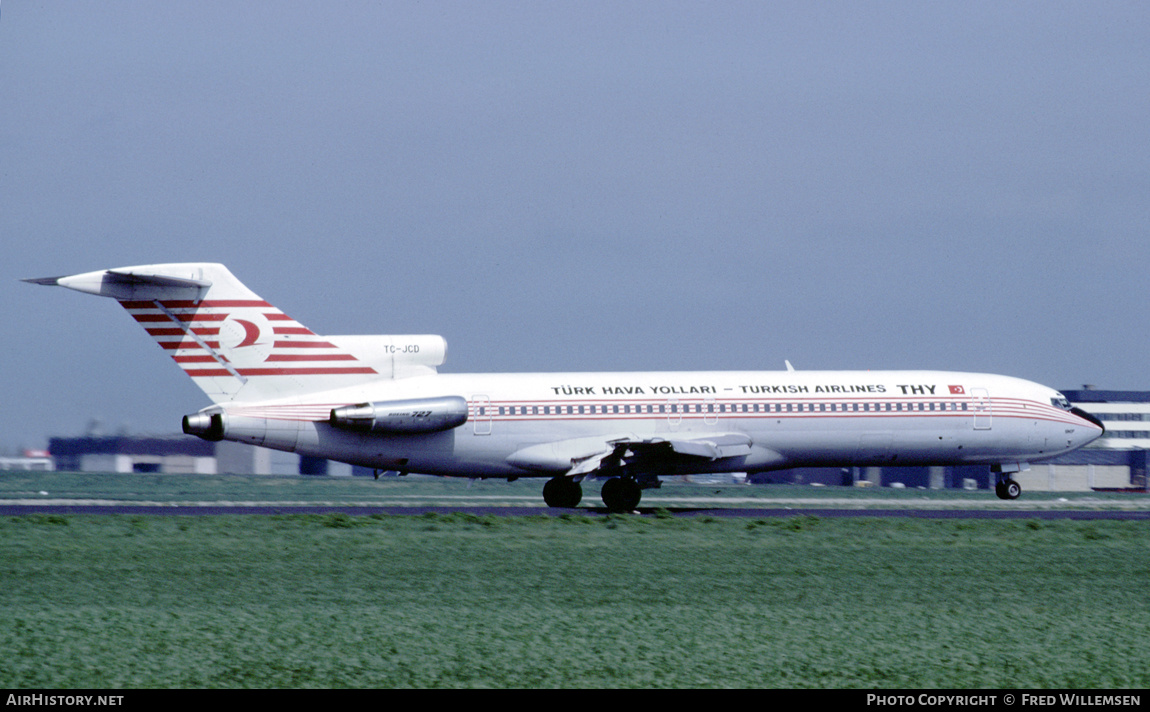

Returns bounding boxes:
[994,476,1021,500]
[992,463,1026,500]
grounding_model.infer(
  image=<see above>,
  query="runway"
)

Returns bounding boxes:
[4,499,1150,519]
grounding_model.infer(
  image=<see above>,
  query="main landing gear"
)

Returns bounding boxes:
[541,476,645,512]
[600,477,642,512]
[542,477,583,508]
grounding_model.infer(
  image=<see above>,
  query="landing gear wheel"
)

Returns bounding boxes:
[1003,478,1021,500]
[601,477,642,512]
[543,477,582,508]
[994,478,1021,500]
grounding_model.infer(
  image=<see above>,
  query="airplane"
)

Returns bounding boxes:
[26,262,1105,510]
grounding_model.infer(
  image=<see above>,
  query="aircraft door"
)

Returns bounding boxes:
[971,388,992,430]
[704,397,718,425]
[472,395,492,435]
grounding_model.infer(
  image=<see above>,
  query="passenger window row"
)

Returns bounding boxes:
[488,401,972,416]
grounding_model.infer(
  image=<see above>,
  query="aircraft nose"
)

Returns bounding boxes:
[1070,406,1106,447]
[1071,406,1105,433]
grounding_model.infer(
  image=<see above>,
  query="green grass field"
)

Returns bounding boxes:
[1,504,1148,688]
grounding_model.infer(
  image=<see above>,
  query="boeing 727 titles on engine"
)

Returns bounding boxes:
[26,263,1105,510]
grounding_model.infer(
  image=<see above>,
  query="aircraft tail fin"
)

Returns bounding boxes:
[26,263,442,403]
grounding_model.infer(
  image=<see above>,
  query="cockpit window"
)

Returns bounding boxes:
[1051,396,1073,411]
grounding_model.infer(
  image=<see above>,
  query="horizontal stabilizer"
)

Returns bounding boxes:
[106,269,213,289]
[25,264,214,301]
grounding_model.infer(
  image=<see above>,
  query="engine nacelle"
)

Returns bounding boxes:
[182,409,300,450]
[183,411,225,441]
[329,396,468,434]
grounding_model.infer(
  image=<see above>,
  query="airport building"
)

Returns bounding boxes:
[43,435,353,476]
[48,435,216,474]
[0,451,55,472]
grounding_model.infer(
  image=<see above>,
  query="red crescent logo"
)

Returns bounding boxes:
[234,319,261,348]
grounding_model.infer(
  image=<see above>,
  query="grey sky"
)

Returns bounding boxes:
[3,2,1148,451]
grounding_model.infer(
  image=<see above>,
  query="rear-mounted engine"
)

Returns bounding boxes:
[329,396,468,434]
[182,411,225,441]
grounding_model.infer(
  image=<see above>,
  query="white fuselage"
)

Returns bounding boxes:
[30,263,1106,505]
[216,369,1103,478]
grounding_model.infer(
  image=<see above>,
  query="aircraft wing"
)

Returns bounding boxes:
[507,432,755,478]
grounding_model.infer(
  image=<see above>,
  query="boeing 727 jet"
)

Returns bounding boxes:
[27,263,1104,510]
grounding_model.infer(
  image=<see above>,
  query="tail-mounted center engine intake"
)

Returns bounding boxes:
[329,395,469,434]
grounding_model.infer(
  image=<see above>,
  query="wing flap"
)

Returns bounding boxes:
[506,434,636,474]
[662,433,753,459]
[506,432,755,476]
